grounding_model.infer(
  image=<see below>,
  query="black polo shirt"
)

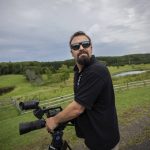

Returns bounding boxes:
[74,55,120,150]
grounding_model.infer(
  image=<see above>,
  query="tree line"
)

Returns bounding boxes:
[97,53,150,66]
[0,53,149,75]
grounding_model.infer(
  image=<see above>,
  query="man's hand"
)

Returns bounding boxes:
[45,117,58,133]
[45,101,85,133]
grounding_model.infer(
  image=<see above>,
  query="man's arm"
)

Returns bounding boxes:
[45,100,85,132]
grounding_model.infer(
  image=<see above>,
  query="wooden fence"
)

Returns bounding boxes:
[113,79,150,91]
[0,79,150,114]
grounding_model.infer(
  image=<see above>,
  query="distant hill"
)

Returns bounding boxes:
[0,53,149,75]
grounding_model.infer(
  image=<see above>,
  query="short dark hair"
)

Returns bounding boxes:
[69,31,91,48]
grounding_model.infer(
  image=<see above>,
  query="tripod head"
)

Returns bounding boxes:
[19,100,73,150]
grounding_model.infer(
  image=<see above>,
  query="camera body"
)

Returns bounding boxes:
[19,100,62,135]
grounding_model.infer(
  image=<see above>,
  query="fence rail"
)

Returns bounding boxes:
[0,79,150,114]
[113,79,150,91]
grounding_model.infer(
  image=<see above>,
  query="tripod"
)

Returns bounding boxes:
[48,129,72,150]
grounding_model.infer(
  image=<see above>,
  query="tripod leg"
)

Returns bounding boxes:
[61,141,72,150]
[48,145,57,150]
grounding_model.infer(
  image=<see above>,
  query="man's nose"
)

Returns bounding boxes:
[79,44,84,50]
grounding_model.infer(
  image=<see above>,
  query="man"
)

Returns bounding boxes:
[46,31,120,150]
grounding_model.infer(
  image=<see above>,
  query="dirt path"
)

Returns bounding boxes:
[119,111,150,150]
[72,108,150,150]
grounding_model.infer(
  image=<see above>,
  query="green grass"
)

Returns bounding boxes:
[0,105,19,121]
[0,74,73,101]
[116,86,150,125]
[0,74,26,87]
[0,64,150,150]
[0,113,49,150]
[112,71,150,85]
[0,86,149,150]
[108,64,150,75]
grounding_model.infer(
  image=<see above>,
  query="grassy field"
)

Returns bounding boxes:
[0,86,149,150]
[108,63,150,75]
[0,64,149,100]
[0,74,74,101]
[0,64,150,150]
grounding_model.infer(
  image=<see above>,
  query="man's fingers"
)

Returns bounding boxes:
[46,124,54,133]
[45,117,57,133]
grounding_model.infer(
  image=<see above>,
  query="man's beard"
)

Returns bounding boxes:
[77,51,91,66]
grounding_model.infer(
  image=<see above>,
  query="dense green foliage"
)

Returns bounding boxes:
[97,53,150,66]
[0,53,149,75]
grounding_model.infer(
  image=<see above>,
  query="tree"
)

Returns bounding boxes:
[45,67,53,80]
[25,69,43,85]
[57,65,70,83]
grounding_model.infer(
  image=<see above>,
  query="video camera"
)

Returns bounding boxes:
[19,100,73,150]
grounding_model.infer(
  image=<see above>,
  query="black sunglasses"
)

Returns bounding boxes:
[71,41,91,51]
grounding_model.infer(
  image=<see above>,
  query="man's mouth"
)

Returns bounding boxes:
[78,51,89,57]
[79,53,88,57]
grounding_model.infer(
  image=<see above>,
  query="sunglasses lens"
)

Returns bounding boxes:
[82,41,90,48]
[71,44,80,50]
[71,41,91,50]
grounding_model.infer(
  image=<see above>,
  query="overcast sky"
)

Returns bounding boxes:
[0,0,150,62]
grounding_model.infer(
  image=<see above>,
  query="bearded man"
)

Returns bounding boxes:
[46,31,120,150]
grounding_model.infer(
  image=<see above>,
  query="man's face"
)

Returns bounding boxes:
[70,35,92,66]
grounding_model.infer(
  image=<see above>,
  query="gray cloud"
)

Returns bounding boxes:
[0,0,150,62]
